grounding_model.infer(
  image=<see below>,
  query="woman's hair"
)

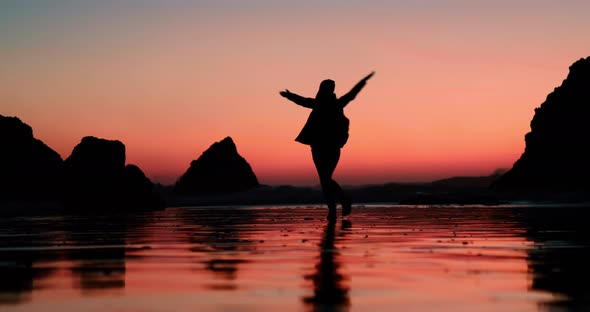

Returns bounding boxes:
[315,79,336,101]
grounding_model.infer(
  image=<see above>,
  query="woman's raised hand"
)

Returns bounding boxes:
[279,89,292,97]
[362,71,375,82]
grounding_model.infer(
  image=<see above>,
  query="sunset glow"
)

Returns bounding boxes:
[2,1,589,185]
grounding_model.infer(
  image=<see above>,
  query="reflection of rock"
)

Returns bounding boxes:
[0,213,58,305]
[70,247,126,293]
[493,57,590,193]
[176,207,257,291]
[63,136,163,209]
[0,115,63,201]
[63,214,131,294]
[0,261,55,305]
[175,137,259,195]
[524,208,590,310]
[206,259,247,280]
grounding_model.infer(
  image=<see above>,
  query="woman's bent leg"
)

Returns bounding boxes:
[312,146,348,219]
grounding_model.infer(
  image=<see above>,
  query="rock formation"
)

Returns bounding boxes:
[175,137,259,194]
[123,164,165,208]
[63,136,163,209]
[0,115,63,200]
[493,57,590,193]
[63,136,126,207]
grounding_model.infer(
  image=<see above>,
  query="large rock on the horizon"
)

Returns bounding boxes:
[0,115,63,200]
[63,136,163,209]
[175,137,259,194]
[493,57,590,192]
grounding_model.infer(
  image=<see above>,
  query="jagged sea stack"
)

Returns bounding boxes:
[63,136,126,207]
[63,136,163,209]
[0,115,63,201]
[493,57,590,192]
[175,137,259,194]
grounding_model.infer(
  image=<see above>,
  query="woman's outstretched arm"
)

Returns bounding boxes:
[339,71,375,107]
[279,89,315,108]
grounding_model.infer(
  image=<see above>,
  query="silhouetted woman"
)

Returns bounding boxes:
[280,72,374,220]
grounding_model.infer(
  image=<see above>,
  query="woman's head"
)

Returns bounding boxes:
[316,79,336,101]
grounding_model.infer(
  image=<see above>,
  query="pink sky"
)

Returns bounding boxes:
[1,1,589,185]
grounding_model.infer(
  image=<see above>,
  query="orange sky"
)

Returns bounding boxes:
[1,1,589,185]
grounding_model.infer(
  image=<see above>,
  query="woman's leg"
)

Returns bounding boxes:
[323,156,351,216]
[311,146,346,218]
[315,147,352,216]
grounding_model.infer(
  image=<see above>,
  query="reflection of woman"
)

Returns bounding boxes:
[280,72,374,220]
[302,220,352,310]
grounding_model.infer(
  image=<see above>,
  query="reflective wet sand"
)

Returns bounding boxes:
[1,205,589,311]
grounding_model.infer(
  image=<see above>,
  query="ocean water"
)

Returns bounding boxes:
[1,205,589,312]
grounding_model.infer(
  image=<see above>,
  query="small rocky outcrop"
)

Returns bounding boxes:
[124,164,165,208]
[63,136,163,209]
[493,57,590,193]
[174,137,259,195]
[0,115,63,201]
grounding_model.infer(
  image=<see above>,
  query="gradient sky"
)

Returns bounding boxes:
[1,0,589,186]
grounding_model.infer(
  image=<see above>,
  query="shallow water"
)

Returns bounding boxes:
[1,205,589,311]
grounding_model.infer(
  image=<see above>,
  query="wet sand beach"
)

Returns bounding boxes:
[1,205,589,311]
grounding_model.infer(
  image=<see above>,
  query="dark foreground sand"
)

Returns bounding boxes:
[1,204,589,311]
